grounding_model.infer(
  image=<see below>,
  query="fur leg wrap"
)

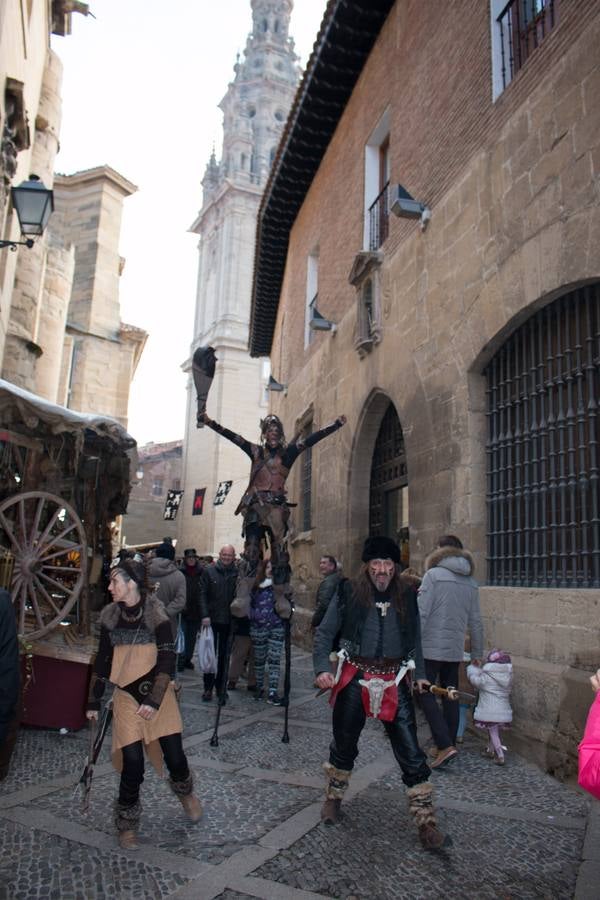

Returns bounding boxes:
[114,799,142,833]
[323,762,352,800]
[169,773,194,798]
[406,781,437,828]
[273,582,292,620]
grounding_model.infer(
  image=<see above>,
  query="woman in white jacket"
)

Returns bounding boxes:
[467,649,513,766]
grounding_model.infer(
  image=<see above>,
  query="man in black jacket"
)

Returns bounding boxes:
[0,589,19,780]
[179,549,204,671]
[314,536,447,850]
[199,545,238,701]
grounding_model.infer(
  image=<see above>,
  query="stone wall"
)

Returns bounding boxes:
[267,0,600,771]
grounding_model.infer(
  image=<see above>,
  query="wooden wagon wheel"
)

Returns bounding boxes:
[0,491,88,639]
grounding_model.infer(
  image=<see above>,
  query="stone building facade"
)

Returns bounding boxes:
[178,0,300,556]
[249,0,600,774]
[1,3,145,431]
[123,440,183,547]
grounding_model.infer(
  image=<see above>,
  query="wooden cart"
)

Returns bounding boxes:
[0,379,137,728]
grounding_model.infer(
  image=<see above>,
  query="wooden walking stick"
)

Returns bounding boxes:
[281,614,292,744]
[210,628,236,747]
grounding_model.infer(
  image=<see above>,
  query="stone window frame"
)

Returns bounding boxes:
[349,250,383,359]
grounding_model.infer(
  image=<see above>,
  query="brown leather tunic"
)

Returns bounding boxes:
[249,449,289,495]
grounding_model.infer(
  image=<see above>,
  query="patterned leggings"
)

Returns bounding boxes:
[250,624,284,693]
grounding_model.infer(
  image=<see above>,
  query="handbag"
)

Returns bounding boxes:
[578,693,600,800]
[196,625,217,674]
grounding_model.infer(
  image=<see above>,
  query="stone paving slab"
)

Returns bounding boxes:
[380,734,590,820]
[0,819,191,900]
[253,790,583,900]
[198,718,387,777]
[34,764,322,866]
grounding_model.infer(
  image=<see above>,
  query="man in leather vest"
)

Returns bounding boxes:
[314,536,448,851]
[199,412,346,617]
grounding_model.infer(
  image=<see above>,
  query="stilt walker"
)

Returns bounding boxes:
[281,613,292,743]
[210,627,236,747]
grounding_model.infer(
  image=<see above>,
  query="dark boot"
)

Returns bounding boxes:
[115,799,141,851]
[406,782,447,850]
[169,773,203,823]
[321,762,351,825]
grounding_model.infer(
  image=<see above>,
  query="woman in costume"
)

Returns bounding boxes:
[86,559,202,850]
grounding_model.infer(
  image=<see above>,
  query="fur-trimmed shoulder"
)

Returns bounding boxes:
[425,546,475,574]
[400,569,422,589]
[99,592,169,632]
[143,592,169,630]
[100,602,121,630]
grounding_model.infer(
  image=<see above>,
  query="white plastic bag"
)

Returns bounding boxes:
[196,625,217,674]
[175,616,185,656]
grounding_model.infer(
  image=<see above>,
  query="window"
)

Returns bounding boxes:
[485,284,600,588]
[492,0,559,99]
[364,110,390,250]
[304,248,319,348]
[172,479,181,491]
[152,478,164,497]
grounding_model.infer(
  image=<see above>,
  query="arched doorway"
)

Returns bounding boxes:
[369,402,409,563]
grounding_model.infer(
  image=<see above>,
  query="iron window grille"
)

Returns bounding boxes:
[485,284,600,588]
[497,0,559,89]
[368,181,390,251]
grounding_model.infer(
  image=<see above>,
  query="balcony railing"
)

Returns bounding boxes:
[368,181,390,251]
[497,0,558,89]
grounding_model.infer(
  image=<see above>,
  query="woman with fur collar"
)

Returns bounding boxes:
[417,534,484,770]
[86,559,201,850]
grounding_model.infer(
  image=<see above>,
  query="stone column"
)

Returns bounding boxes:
[33,237,74,402]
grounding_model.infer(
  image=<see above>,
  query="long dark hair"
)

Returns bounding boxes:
[352,563,407,622]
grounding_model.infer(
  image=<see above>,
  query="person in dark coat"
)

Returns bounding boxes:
[198,545,238,701]
[0,589,20,781]
[311,555,341,628]
[314,536,446,850]
[179,549,204,672]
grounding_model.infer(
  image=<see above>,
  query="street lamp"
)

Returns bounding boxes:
[0,174,54,251]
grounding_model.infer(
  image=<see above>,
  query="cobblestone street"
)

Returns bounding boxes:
[0,648,597,900]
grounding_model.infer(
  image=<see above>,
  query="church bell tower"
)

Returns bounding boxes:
[178,1,299,554]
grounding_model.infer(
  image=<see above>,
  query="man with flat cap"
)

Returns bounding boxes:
[314,535,447,850]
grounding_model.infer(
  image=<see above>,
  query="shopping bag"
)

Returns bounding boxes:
[196,625,217,674]
[175,616,185,656]
[578,693,600,801]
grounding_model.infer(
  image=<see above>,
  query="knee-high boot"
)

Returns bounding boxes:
[321,761,351,825]
[115,799,142,851]
[406,781,447,850]
[169,772,203,822]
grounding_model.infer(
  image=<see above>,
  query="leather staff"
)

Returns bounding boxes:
[425,684,476,702]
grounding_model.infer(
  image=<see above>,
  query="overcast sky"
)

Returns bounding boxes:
[51,0,327,445]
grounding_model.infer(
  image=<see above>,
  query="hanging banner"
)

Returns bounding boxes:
[192,488,206,516]
[163,490,183,521]
[213,481,233,506]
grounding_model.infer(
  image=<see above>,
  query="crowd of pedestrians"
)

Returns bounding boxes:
[2,530,598,854]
